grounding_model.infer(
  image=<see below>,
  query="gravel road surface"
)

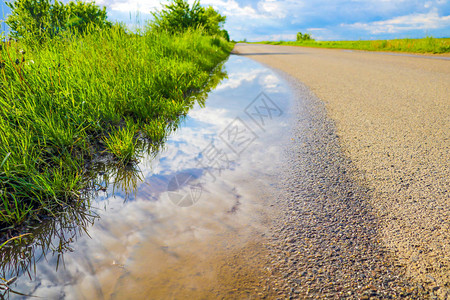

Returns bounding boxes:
[233,44,450,299]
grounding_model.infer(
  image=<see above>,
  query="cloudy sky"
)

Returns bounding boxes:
[1,0,450,41]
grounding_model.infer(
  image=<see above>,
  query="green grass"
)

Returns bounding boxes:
[103,119,140,163]
[253,37,450,54]
[0,25,232,228]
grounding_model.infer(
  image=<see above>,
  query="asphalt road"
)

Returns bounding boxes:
[233,43,450,298]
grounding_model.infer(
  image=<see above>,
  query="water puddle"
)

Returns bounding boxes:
[1,55,295,299]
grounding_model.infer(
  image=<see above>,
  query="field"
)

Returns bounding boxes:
[253,37,450,54]
[0,26,232,230]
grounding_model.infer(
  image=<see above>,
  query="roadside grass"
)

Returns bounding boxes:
[253,37,450,54]
[0,25,232,228]
[103,120,140,163]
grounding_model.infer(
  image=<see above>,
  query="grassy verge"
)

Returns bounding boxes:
[0,26,232,228]
[252,37,450,54]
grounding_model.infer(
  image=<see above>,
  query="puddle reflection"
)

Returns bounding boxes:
[2,55,294,299]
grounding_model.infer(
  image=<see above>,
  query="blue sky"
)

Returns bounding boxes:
[1,0,450,41]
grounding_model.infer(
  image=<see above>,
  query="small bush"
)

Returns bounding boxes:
[296,32,313,42]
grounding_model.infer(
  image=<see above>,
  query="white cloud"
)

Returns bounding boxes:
[257,0,287,18]
[215,69,263,90]
[189,107,234,129]
[260,74,280,89]
[85,0,450,41]
[342,8,450,34]
[202,0,263,19]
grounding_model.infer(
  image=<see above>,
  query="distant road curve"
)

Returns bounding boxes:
[233,43,450,297]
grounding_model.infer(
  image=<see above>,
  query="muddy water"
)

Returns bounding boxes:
[6,56,295,299]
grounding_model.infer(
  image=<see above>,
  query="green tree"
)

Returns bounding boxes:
[202,6,226,35]
[61,1,111,34]
[6,0,52,40]
[296,32,313,42]
[6,0,111,42]
[151,0,229,40]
